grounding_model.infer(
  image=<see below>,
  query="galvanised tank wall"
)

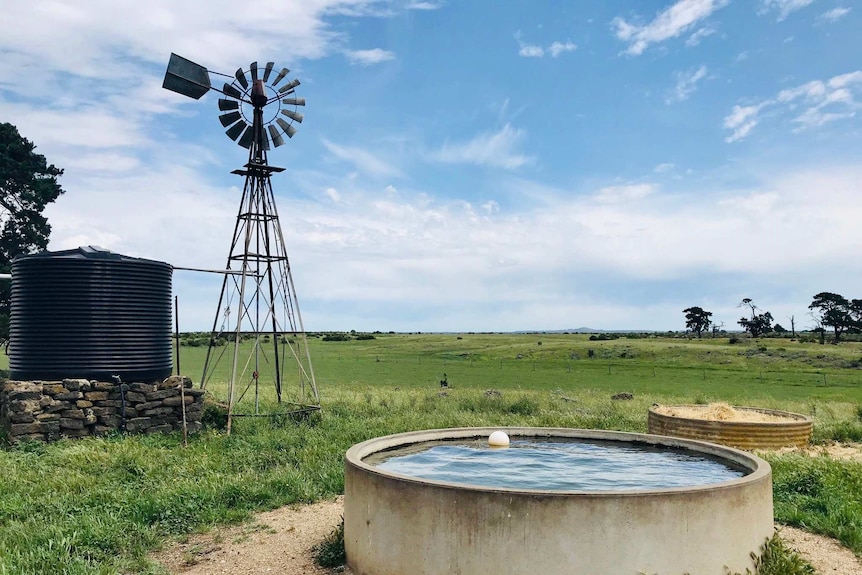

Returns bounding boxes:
[648,405,813,449]
[9,246,173,382]
[345,427,774,575]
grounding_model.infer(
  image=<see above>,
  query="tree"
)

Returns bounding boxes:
[0,123,65,338]
[737,298,773,338]
[683,306,712,338]
[773,323,787,333]
[808,292,853,343]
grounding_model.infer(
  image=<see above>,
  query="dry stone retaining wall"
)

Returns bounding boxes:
[1,375,205,443]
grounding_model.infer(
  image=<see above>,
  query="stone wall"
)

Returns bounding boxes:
[0,375,205,443]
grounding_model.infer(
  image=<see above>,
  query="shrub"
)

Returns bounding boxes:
[322,333,351,342]
[355,334,376,340]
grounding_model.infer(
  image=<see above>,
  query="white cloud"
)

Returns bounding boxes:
[723,104,765,142]
[611,0,728,56]
[759,0,816,21]
[345,48,396,66]
[430,124,531,169]
[548,41,577,57]
[321,139,403,178]
[819,6,851,21]
[325,187,342,202]
[685,26,716,46]
[667,65,708,103]
[723,70,862,141]
[515,31,576,58]
[406,1,442,9]
[594,183,656,203]
[519,45,545,58]
[654,163,675,173]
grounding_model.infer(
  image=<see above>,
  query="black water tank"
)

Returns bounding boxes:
[9,246,173,382]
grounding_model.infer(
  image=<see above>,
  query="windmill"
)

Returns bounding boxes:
[162,53,319,433]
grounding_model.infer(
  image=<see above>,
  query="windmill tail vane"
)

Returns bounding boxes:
[162,53,319,432]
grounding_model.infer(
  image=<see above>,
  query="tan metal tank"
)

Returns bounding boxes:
[648,405,813,449]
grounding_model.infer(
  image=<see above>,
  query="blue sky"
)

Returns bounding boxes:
[1,0,860,332]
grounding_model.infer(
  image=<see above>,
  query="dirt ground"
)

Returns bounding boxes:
[153,443,862,575]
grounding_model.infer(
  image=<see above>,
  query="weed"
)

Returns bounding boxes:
[313,518,345,568]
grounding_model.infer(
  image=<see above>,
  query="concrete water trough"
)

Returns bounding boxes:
[648,404,813,450]
[344,427,774,575]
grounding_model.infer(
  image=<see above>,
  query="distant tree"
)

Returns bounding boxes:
[682,306,712,338]
[0,123,65,338]
[773,323,787,333]
[737,298,773,338]
[808,292,853,343]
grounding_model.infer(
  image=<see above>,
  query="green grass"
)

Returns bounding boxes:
[2,333,862,573]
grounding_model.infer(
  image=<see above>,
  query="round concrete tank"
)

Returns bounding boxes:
[9,246,173,382]
[345,427,773,575]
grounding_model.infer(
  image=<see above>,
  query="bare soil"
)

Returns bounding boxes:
[152,496,353,575]
[153,500,862,575]
[154,442,862,574]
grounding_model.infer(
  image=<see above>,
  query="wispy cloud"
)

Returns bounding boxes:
[406,1,442,9]
[345,48,396,66]
[548,41,577,57]
[819,6,852,22]
[724,71,862,142]
[759,0,816,21]
[667,65,708,103]
[321,139,403,178]
[594,183,656,203]
[654,163,675,173]
[430,124,531,169]
[611,0,728,56]
[686,25,716,46]
[514,31,576,58]
[724,104,765,142]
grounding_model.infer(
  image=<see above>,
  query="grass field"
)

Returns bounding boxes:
[1,333,861,573]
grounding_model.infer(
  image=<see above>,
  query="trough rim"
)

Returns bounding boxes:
[345,426,771,498]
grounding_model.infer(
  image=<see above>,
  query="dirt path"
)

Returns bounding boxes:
[154,443,862,575]
[152,496,353,575]
[153,499,861,575]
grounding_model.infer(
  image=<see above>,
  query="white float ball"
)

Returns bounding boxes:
[488,430,510,448]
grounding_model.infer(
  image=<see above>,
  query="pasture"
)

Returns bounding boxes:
[1,333,861,573]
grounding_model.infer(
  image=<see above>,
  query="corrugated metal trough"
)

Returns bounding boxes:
[648,405,813,449]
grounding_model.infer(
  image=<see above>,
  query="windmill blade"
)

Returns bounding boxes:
[219,111,242,127]
[218,98,240,111]
[281,97,305,106]
[225,121,246,141]
[268,125,285,148]
[277,118,297,138]
[278,78,300,94]
[238,125,255,148]
[250,62,258,81]
[234,68,248,90]
[260,128,270,151]
[281,110,303,123]
[272,67,290,86]
[263,62,274,82]
[223,83,242,99]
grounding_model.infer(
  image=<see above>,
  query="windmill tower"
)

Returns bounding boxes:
[163,54,319,432]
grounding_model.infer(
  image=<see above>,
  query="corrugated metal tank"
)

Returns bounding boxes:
[9,246,173,382]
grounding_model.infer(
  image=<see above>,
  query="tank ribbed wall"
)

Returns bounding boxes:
[9,246,173,382]
[648,406,813,449]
